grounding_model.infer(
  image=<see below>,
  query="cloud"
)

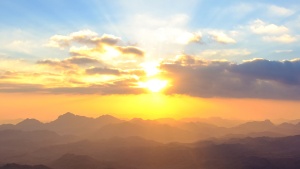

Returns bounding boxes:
[46,30,121,49]
[160,56,300,99]
[268,5,294,17]
[175,32,202,44]
[85,67,121,75]
[44,30,148,78]
[0,83,44,93]
[46,35,72,49]
[263,34,297,43]
[275,50,293,53]
[117,46,145,57]
[250,19,289,35]
[231,58,300,85]
[0,77,145,95]
[67,57,102,65]
[208,31,236,44]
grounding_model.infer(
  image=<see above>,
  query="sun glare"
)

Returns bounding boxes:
[139,79,168,92]
[140,62,160,76]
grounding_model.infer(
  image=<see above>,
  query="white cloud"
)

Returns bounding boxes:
[263,34,297,43]
[208,31,236,44]
[46,35,71,49]
[268,5,294,17]
[175,31,202,44]
[250,19,289,35]
[46,29,121,50]
[70,29,98,39]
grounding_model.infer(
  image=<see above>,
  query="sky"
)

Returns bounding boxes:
[0,0,300,121]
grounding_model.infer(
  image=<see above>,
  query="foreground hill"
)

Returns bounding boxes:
[0,164,51,169]
[0,135,300,169]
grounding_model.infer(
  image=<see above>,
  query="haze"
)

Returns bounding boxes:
[1,0,300,168]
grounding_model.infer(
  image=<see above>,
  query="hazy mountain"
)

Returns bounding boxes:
[0,129,77,164]
[182,117,245,128]
[51,154,114,169]
[232,119,275,133]
[3,135,300,169]
[15,119,45,131]
[2,113,300,168]
[3,113,300,143]
[0,113,123,136]
[91,120,197,142]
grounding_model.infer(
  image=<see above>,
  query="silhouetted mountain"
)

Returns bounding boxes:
[0,163,51,169]
[4,135,300,169]
[51,154,114,169]
[0,130,77,164]
[2,113,300,168]
[182,117,245,127]
[15,119,45,131]
[91,120,197,142]
[0,113,123,136]
[232,119,275,133]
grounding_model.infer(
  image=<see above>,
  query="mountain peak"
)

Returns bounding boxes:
[59,112,76,118]
[97,114,116,119]
[18,118,42,124]
[16,119,43,129]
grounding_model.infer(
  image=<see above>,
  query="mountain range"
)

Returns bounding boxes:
[2,113,300,169]
[2,113,300,142]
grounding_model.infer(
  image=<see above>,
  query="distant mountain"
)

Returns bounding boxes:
[3,113,300,168]
[5,135,300,169]
[15,119,45,131]
[0,113,123,136]
[0,130,77,164]
[91,120,197,142]
[2,113,300,143]
[232,119,275,133]
[51,154,112,169]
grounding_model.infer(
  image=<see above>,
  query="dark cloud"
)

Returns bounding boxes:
[37,56,104,70]
[0,78,144,95]
[0,83,44,93]
[230,59,300,85]
[99,34,120,45]
[36,59,75,69]
[67,57,102,65]
[85,67,121,75]
[161,57,300,100]
[117,46,145,57]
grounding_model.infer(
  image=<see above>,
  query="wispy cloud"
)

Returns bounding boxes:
[263,34,297,43]
[268,5,294,17]
[208,31,236,44]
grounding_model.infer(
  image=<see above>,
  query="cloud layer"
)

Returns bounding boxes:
[161,56,300,99]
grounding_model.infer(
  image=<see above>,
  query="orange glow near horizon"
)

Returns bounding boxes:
[1,93,300,122]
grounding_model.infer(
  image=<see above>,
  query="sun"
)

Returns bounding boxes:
[140,62,160,77]
[139,79,168,92]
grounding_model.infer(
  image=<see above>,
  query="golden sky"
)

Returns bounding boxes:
[1,93,300,122]
[1,1,300,121]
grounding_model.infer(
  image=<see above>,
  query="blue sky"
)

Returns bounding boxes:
[0,0,300,100]
[0,0,299,62]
